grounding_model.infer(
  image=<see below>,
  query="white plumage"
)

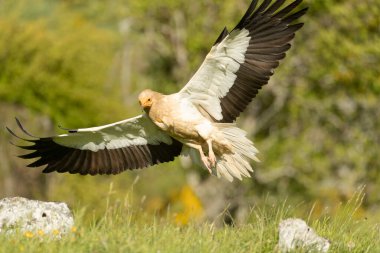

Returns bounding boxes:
[180,29,251,121]
[53,115,173,151]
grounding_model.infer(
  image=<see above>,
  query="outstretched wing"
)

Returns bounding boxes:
[7,115,183,175]
[179,0,307,122]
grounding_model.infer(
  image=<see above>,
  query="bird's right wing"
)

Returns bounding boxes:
[7,115,183,175]
[179,0,307,122]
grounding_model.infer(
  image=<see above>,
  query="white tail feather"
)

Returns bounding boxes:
[214,124,259,182]
[181,124,259,182]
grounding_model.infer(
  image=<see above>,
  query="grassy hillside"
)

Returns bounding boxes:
[0,190,378,253]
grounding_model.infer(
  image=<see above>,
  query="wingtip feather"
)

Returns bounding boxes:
[234,0,258,30]
[15,117,36,138]
[6,126,33,142]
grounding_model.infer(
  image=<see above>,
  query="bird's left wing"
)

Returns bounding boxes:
[179,0,307,122]
[7,115,183,175]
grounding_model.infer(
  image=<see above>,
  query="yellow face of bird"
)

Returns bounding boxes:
[138,89,154,110]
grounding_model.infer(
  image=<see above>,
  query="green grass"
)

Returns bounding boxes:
[1,190,379,253]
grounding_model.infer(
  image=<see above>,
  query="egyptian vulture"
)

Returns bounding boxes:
[8,0,307,181]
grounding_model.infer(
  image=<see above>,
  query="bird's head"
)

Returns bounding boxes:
[138,89,157,111]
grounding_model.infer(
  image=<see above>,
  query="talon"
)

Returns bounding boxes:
[206,139,216,168]
[201,156,213,174]
[189,142,215,174]
[208,155,216,168]
[206,164,213,174]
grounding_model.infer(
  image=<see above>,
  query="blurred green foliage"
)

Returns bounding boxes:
[0,0,128,127]
[0,0,379,219]
[251,0,380,206]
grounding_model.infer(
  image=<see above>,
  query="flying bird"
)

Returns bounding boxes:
[8,0,307,181]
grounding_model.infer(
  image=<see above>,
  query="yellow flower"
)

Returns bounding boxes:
[172,185,204,225]
[24,231,34,238]
[71,226,77,233]
[52,229,60,235]
[37,230,44,236]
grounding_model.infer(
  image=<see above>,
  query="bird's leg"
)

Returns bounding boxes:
[201,154,213,174]
[187,143,213,174]
[206,139,216,168]
[199,146,213,174]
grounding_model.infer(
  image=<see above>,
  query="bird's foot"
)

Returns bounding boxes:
[206,139,217,168]
[192,141,216,174]
[201,156,213,174]
[208,153,216,168]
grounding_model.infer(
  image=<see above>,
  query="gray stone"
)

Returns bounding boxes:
[0,197,74,237]
[278,218,330,252]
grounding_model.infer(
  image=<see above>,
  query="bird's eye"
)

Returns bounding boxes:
[148,98,151,102]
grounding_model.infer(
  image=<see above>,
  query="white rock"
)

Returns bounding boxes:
[0,197,74,237]
[278,218,330,252]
